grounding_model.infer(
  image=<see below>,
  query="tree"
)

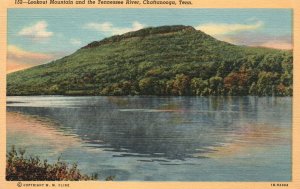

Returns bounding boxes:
[209,76,223,95]
[256,71,280,96]
[172,74,191,96]
[224,71,251,95]
[138,77,156,95]
[191,78,208,96]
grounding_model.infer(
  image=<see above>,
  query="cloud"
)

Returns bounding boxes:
[196,20,292,50]
[259,40,292,50]
[217,32,292,50]
[84,21,146,35]
[7,62,36,73]
[7,45,64,73]
[7,45,52,63]
[18,21,53,40]
[70,38,82,46]
[196,21,263,35]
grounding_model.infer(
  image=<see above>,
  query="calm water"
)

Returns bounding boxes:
[6,96,291,181]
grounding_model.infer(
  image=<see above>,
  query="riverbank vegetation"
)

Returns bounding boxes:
[6,146,97,181]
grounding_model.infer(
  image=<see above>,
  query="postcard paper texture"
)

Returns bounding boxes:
[0,0,300,189]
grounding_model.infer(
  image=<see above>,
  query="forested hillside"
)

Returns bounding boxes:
[7,25,293,96]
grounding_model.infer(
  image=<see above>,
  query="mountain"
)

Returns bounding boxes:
[7,25,292,96]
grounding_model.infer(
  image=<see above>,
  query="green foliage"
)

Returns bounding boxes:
[6,146,98,181]
[7,25,293,96]
[139,77,156,95]
[173,74,191,96]
[209,76,223,95]
[191,78,208,96]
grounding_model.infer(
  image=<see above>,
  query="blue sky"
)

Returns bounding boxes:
[7,9,292,72]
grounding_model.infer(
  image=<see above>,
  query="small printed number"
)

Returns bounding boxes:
[15,0,22,4]
[271,183,289,187]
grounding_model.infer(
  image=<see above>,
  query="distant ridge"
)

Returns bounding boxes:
[82,25,201,49]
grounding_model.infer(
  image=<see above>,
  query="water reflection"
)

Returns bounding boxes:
[6,111,83,156]
[7,96,291,161]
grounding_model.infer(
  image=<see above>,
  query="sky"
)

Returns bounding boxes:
[7,9,292,73]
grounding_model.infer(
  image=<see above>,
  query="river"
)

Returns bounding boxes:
[6,96,291,181]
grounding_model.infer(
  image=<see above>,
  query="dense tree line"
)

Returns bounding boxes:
[96,54,292,96]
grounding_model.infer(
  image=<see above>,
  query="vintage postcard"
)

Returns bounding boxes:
[0,0,299,189]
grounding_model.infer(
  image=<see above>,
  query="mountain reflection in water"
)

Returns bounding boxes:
[6,96,291,181]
